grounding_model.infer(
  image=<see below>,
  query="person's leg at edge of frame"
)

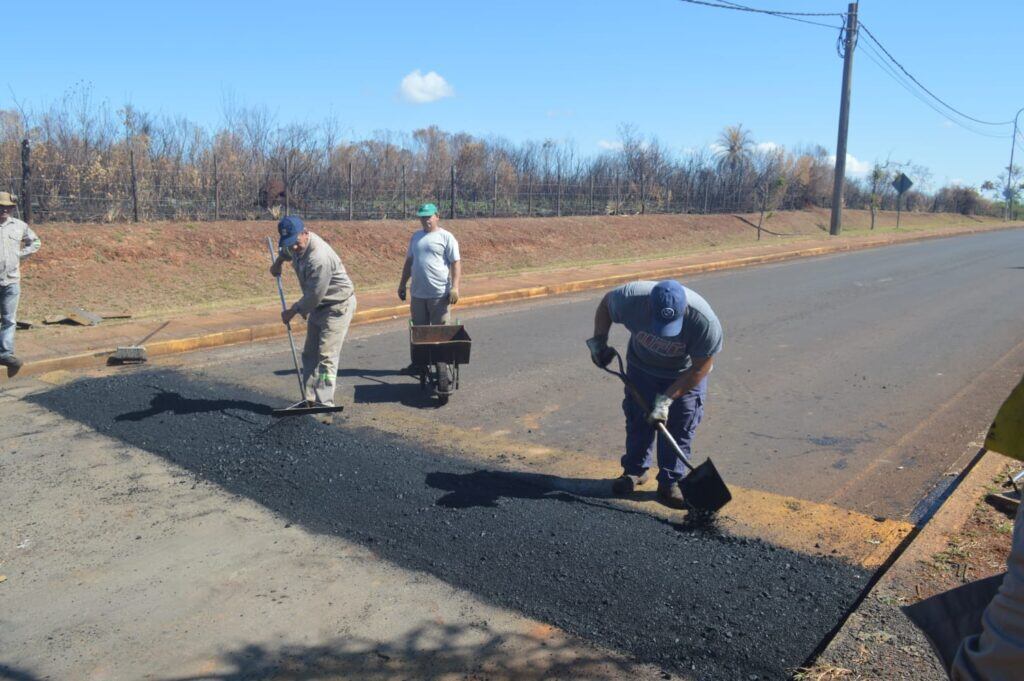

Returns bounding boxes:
[410,297,429,326]
[311,296,356,406]
[620,361,659,478]
[655,377,707,484]
[0,282,20,360]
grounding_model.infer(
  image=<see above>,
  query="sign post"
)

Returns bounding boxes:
[892,173,913,229]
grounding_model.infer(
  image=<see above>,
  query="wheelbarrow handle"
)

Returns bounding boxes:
[600,348,697,474]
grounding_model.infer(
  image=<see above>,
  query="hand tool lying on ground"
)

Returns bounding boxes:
[266,237,345,418]
[108,321,171,365]
[600,348,731,514]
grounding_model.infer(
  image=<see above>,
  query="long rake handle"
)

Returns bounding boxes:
[602,349,696,473]
[267,237,309,403]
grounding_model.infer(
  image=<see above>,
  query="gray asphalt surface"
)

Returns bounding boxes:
[193,227,1024,521]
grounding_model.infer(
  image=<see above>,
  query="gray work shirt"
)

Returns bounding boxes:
[288,232,355,316]
[407,227,460,299]
[607,280,723,379]
[1,217,41,287]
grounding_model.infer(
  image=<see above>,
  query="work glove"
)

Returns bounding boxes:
[585,335,615,368]
[647,393,672,424]
[269,260,283,277]
[449,288,460,305]
[398,285,407,302]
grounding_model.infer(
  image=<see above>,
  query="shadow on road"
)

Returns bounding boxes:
[0,663,44,681]
[115,388,273,422]
[158,622,639,681]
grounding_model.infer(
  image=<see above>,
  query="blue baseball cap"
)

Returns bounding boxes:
[649,280,688,337]
[278,215,305,248]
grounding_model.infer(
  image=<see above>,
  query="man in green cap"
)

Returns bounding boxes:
[397,203,461,328]
[0,192,41,378]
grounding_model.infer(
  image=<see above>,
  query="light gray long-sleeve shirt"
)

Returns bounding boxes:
[1,217,41,287]
[288,232,355,316]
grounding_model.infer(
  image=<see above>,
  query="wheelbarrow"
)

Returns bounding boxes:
[409,322,472,406]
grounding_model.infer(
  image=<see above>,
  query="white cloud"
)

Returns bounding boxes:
[400,70,454,104]
[708,142,726,155]
[546,109,574,119]
[598,139,623,151]
[829,153,871,177]
[756,141,780,152]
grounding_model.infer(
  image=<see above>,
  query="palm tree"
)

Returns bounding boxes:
[716,124,754,210]
[715,124,753,173]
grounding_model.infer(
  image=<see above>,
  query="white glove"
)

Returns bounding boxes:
[647,393,672,424]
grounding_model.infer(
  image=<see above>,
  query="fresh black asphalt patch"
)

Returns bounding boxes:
[31,370,870,680]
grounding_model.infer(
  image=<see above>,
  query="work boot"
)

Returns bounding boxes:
[611,471,649,496]
[1,355,22,378]
[657,481,687,510]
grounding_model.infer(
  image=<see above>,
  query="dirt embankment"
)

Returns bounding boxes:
[17,208,1005,319]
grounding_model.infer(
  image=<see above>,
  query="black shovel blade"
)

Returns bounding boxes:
[679,458,732,514]
[271,404,345,418]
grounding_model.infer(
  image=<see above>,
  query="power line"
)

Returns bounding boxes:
[677,0,845,29]
[856,39,1012,139]
[858,22,1014,127]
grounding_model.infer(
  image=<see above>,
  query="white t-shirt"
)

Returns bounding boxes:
[407,227,460,299]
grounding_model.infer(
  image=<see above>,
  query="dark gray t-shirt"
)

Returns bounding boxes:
[607,280,723,378]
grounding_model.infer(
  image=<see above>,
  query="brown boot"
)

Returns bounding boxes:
[657,481,686,509]
[611,471,650,496]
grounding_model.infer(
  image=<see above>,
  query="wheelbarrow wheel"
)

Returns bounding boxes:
[436,362,453,396]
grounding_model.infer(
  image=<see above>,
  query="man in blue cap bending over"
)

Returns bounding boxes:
[587,280,723,508]
[270,216,356,407]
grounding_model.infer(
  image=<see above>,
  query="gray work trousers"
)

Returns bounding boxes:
[952,499,1024,680]
[410,295,450,326]
[301,295,355,406]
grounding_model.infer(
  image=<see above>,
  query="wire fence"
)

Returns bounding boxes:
[2,156,822,224]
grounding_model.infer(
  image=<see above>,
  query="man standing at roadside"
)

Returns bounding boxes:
[0,192,41,378]
[586,280,723,509]
[397,203,461,327]
[269,216,356,407]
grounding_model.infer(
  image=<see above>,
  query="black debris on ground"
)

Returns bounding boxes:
[31,370,870,680]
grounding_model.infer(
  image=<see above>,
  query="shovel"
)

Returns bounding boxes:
[600,348,731,514]
[266,237,344,418]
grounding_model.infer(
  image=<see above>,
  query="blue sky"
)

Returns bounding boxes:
[9,0,1023,189]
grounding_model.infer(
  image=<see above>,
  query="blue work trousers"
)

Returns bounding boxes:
[0,282,18,358]
[621,361,707,484]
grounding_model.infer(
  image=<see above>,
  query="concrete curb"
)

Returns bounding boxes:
[812,447,1014,674]
[5,223,1019,380]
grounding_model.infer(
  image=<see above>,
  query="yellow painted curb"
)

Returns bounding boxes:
[5,223,1019,381]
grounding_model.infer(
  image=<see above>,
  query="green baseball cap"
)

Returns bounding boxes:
[416,203,438,217]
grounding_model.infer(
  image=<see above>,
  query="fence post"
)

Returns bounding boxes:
[19,139,31,223]
[347,161,354,221]
[283,155,291,215]
[492,171,497,217]
[213,153,220,220]
[128,144,140,223]
[449,164,456,219]
[614,172,621,214]
[639,167,645,215]
[401,164,407,219]
[556,169,562,217]
[527,176,533,216]
[589,174,594,215]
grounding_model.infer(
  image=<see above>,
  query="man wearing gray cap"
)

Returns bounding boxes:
[269,216,356,407]
[0,192,41,378]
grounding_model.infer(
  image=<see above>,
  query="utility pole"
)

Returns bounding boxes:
[1005,107,1023,221]
[829,2,858,236]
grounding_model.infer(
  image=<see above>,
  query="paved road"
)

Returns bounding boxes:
[192,228,1024,521]
[7,228,1023,679]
